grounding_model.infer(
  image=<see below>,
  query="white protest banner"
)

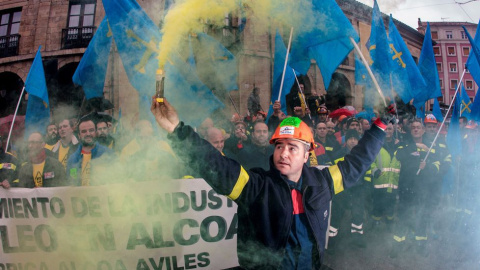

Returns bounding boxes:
[0,179,239,269]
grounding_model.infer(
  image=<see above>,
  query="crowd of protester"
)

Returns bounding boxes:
[0,88,479,267]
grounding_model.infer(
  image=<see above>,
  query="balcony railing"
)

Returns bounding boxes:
[61,26,96,49]
[0,34,21,58]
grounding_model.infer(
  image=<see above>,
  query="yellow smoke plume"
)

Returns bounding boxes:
[158,0,316,67]
[158,0,237,67]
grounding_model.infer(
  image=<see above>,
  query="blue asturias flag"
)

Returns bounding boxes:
[460,83,472,119]
[165,48,224,127]
[464,24,480,86]
[289,0,359,89]
[355,53,369,87]
[388,15,426,103]
[267,30,296,119]
[367,0,392,97]
[72,18,112,99]
[24,46,50,138]
[416,104,425,119]
[102,0,162,97]
[432,98,444,122]
[355,52,375,114]
[447,91,462,157]
[471,82,480,121]
[194,33,238,92]
[414,23,442,109]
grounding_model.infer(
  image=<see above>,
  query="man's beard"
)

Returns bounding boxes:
[46,134,59,145]
[97,135,112,145]
[81,136,96,147]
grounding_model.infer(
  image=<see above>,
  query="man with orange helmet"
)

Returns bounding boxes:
[424,114,439,138]
[151,98,389,269]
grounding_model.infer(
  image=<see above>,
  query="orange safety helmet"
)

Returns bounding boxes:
[466,120,478,130]
[424,114,438,124]
[270,117,315,151]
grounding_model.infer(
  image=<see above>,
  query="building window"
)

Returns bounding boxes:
[447,46,456,56]
[439,79,443,89]
[449,63,457,73]
[465,80,474,90]
[463,47,470,56]
[446,31,453,39]
[433,46,441,56]
[450,79,458,89]
[431,31,438,40]
[0,8,21,58]
[436,62,442,72]
[62,1,96,49]
[461,31,468,39]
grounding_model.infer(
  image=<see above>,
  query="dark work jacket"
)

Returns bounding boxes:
[236,143,274,171]
[0,150,19,183]
[168,122,385,269]
[395,138,442,202]
[15,156,67,188]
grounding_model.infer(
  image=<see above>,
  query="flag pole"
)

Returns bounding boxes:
[228,92,240,115]
[390,74,400,139]
[416,68,467,175]
[277,27,294,101]
[293,68,312,120]
[349,37,387,107]
[5,86,26,153]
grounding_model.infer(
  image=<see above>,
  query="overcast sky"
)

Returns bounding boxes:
[356,0,480,30]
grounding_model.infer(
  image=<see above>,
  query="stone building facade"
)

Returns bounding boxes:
[0,0,424,132]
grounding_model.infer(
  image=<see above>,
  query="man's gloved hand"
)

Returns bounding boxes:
[379,113,396,126]
[373,104,396,130]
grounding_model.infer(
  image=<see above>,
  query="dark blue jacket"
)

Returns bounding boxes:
[168,122,385,269]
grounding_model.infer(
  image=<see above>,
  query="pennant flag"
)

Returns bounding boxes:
[367,0,392,97]
[388,15,426,103]
[464,24,480,86]
[194,33,238,92]
[432,98,444,122]
[72,18,113,100]
[267,30,296,119]
[289,0,359,89]
[24,46,50,138]
[447,91,462,157]
[414,23,442,109]
[460,83,472,119]
[102,0,162,97]
[165,48,225,127]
